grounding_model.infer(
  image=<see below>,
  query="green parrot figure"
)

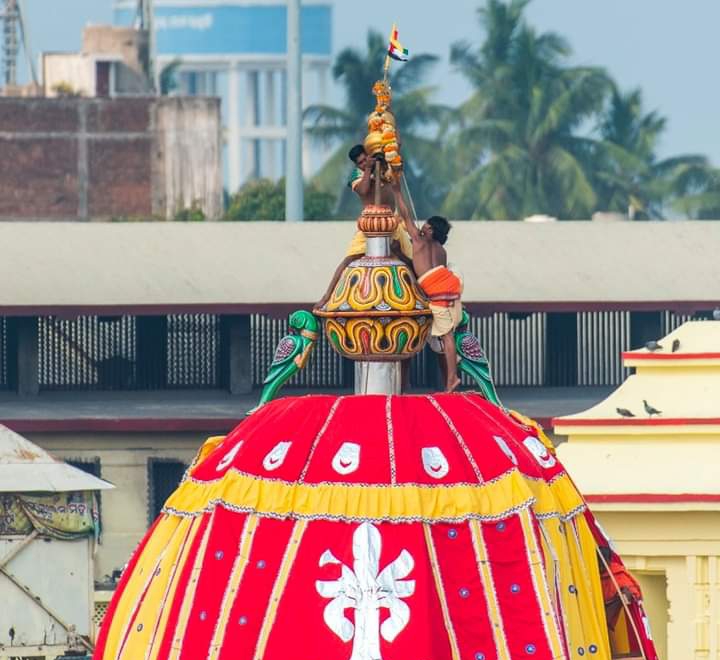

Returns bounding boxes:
[256,310,320,409]
[455,309,504,408]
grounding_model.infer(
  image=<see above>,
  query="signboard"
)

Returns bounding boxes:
[114,3,331,56]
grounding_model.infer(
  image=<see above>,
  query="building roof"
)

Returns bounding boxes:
[0,425,114,492]
[0,221,719,314]
[555,321,720,505]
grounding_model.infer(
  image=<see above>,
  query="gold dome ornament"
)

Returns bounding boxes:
[363,131,385,157]
[315,203,432,362]
[357,204,398,235]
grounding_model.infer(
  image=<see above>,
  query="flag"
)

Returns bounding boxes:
[388,25,409,62]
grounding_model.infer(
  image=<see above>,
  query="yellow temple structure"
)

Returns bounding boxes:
[555,320,720,660]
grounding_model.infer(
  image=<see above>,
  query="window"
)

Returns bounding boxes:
[147,458,187,524]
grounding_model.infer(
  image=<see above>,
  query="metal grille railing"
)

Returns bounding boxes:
[467,313,546,387]
[39,315,223,391]
[167,315,221,388]
[0,317,7,389]
[25,309,714,394]
[251,314,344,388]
[40,316,136,390]
[577,311,631,386]
[661,311,694,334]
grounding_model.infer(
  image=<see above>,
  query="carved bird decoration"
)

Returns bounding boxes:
[643,399,662,417]
[256,310,320,409]
[454,309,503,407]
[616,407,635,418]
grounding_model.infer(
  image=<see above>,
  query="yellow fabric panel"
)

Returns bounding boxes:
[563,519,611,660]
[540,519,611,660]
[572,517,612,657]
[118,516,196,660]
[345,226,413,259]
[519,510,566,659]
[146,516,205,660]
[166,469,584,523]
[101,514,184,660]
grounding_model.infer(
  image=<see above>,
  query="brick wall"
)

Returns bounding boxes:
[0,97,221,220]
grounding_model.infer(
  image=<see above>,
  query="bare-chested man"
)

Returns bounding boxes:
[315,145,412,308]
[395,186,463,392]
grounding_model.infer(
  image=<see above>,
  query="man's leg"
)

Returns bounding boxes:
[436,350,447,391]
[441,331,460,392]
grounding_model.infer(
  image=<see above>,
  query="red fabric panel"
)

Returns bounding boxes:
[482,515,554,659]
[430,522,499,660]
[177,507,248,660]
[217,516,295,660]
[263,520,455,660]
[302,395,391,484]
[392,395,481,484]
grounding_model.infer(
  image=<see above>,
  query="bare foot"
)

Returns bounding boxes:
[446,376,461,393]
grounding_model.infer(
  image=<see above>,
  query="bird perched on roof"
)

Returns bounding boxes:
[645,340,663,352]
[256,310,320,409]
[616,407,635,418]
[671,338,680,352]
[454,309,503,408]
[643,399,662,417]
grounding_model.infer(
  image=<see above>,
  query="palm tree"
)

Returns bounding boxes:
[593,88,711,219]
[443,0,612,220]
[305,31,450,219]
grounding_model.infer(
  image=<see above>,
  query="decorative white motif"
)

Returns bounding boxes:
[262,441,292,471]
[421,446,449,479]
[494,435,518,465]
[522,435,557,468]
[216,441,243,472]
[332,442,361,475]
[316,522,415,660]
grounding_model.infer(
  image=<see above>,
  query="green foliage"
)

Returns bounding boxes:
[173,201,206,222]
[224,179,336,221]
[306,3,717,221]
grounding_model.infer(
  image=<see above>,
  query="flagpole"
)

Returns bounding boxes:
[383,22,395,83]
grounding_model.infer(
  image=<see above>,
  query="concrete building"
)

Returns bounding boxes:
[113,0,332,191]
[556,321,720,660]
[0,96,223,220]
[43,25,152,98]
[0,221,718,581]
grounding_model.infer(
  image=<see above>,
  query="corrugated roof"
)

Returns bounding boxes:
[0,425,114,492]
[0,221,718,311]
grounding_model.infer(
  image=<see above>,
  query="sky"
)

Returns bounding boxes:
[17,0,720,164]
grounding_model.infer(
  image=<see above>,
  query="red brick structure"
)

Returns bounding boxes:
[0,97,222,220]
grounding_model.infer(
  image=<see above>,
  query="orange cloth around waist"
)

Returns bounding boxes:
[417,265,462,307]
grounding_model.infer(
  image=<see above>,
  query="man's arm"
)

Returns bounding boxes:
[393,179,420,241]
[352,162,372,198]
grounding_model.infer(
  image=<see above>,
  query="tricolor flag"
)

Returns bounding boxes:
[388,24,409,62]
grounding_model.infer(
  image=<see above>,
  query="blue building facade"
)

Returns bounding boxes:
[114,1,333,190]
